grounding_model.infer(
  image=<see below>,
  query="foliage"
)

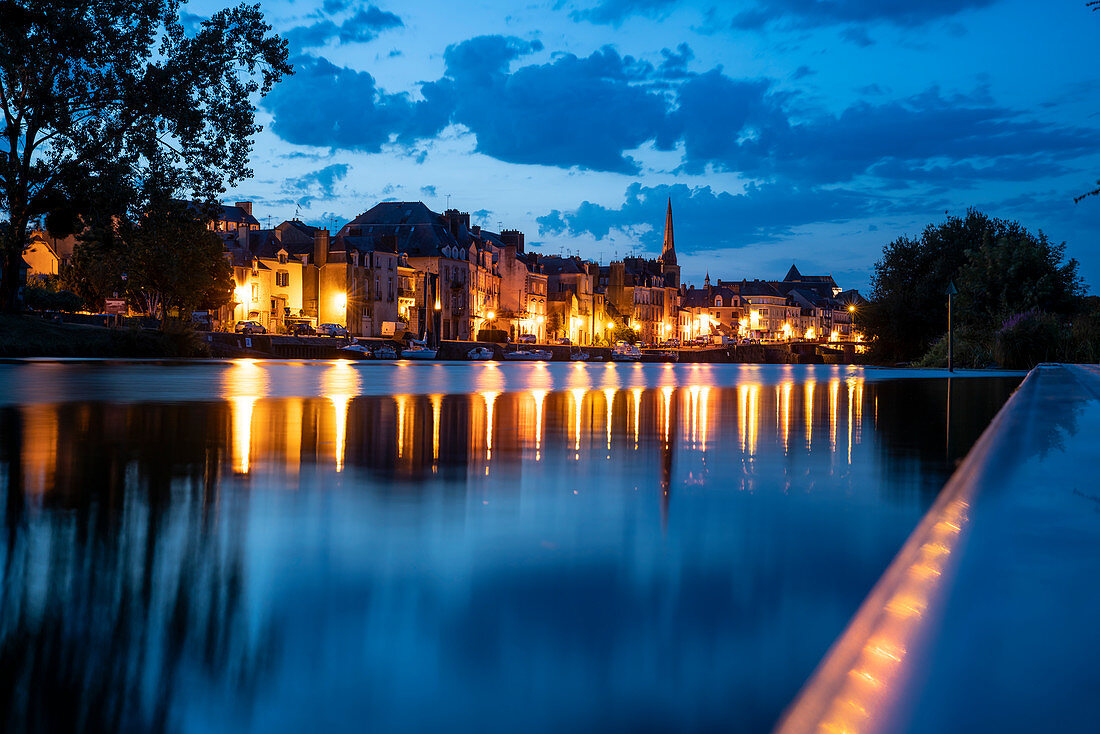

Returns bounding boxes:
[544,311,563,337]
[914,325,995,369]
[63,225,127,311]
[993,310,1066,369]
[0,0,292,311]
[611,325,639,344]
[23,275,83,312]
[864,209,1085,364]
[69,198,233,324]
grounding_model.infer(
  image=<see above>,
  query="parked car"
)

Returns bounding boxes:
[290,322,316,336]
[555,337,572,345]
[235,320,266,335]
[662,338,680,347]
[318,323,348,337]
[517,333,537,344]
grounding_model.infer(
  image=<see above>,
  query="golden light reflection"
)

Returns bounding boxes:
[225,359,264,475]
[572,388,586,459]
[324,360,360,472]
[632,387,643,450]
[20,404,58,495]
[778,496,972,734]
[395,394,409,461]
[531,389,547,461]
[661,386,673,447]
[805,381,815,451]
[699,386,710,452]
[482,391,499,462]
[829,378,840,454]
[780,382,793,455]
[737,384,759,456]
[430,394,442,468]
[603,388,616,452]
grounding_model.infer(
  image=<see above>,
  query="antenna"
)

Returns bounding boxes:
[446,194,451,209]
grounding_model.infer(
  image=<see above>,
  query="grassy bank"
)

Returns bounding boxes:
[0,315,211,358]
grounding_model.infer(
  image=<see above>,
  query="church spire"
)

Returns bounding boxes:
[661,198,676,266]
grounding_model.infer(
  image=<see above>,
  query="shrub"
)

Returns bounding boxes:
[994,310,1066,369]
[915,325,995,368]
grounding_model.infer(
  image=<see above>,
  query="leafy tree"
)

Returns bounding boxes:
[71,198,233,324]
[863,209,1084,363]
[0,0,291,312]
[64,225,127,311]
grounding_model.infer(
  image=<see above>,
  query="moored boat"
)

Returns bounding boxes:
[504,349,552,361]
[338,343,373,359]
[373,345,398,359]
[569,351,590,361]
[401,346,438,360]
[611,344,642,362]
[467,347,494,360]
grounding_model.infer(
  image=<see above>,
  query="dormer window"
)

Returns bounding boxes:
[715,296,723,308]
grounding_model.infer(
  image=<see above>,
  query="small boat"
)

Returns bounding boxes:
[401,346,438,360]
[659,350,679,362]
[611,344,642,362]
[569,351,590,361]
[338,343,373,359]
[373,345,398,359]
[467,346,494,360]
[504,349,552,361]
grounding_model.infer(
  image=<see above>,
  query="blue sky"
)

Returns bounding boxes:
[188,0,1100,292]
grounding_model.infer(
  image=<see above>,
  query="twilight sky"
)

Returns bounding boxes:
[187,0,1100,292]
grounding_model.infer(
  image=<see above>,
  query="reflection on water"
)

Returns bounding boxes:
[0,362,1020,734]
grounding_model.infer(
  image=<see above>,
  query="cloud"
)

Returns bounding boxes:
[263,55,452,152]
[791,65,815,80]
[264,38,1097,190]
[840,26,875,47]
[284,4,402,50]
[420,185,437,197]
[671,85,1100,185]
[571,0,679,26]
[731,0,998,30]
[443,38,671,173]
[283,163,351,206]
[538,182,887,251]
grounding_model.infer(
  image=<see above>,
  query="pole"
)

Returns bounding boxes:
[947,292,953,373]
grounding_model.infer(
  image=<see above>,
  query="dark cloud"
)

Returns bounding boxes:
[571,0,679,26]
[420,185,437,197]
[671,85,1100,185]
[265,36,1096,190]
[284,163,351,206]
[839,26,875,47]
[284,4,402,50]
[444,38,670,173]
[263,55,451,151]
[791,65,815,80]
[537,182,887,250]
[731,0,998,30]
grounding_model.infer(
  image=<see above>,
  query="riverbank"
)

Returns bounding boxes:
[0,315,211,358]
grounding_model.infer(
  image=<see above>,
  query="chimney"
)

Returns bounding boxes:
[314,228,329,267]
[501,229,525,253]
[235,201,253,216]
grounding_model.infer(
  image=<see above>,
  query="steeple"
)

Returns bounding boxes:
[661,198,676,266]
[704,271,711,288]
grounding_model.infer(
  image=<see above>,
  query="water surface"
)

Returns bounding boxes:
[0,361,1021,733]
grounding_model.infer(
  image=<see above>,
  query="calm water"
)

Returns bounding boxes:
[0,361,1021,734]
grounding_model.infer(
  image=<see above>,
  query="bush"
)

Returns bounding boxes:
[915,325,995,368]
[24,284,84,312]
[994,310,1066,369]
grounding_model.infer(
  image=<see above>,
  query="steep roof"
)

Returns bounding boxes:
[219,204,260,227]
[339,201,463,257]
[783,264,802,282]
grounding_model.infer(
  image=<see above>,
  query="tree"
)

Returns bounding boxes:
[69,197,233,323]
[862,209,1084,363]
[0,0,291,312]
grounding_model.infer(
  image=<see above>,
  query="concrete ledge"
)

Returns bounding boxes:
[775,364,1100,734]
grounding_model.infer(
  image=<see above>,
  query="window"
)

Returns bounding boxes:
[714,296,723,308]
[276,270,289,287]
[251,283,259,302]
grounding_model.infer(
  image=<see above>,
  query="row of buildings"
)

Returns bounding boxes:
[22,198,863,344]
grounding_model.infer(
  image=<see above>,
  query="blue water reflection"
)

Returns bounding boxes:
[0,362,1020,733]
